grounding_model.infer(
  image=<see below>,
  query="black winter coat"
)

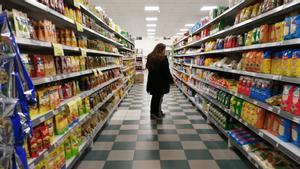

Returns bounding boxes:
[146,57,173,95]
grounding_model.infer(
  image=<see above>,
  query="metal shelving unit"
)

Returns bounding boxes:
[174,1,300,51]
[176,84,262,169]
[173,62,300,85]
[173,72,300,164]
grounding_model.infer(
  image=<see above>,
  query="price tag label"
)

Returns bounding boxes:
[52,43,64,56]
[258,131,264,137]
[76,22,83,32]
[80,48,87,57]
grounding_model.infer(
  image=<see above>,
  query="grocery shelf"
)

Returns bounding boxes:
[173,73,300,164]
[30,76,122,128]
[122,65,135,72]
[79,4,134,46]
[16,37,124,57]
[120,46,135,52]
[176,84,261,169]
[9,0,127,48]
[86,49,124,57]
[174,1,300,50]
[173,36,190,46]
[192,0,253,36]
[173,62,300,85]
[32,65,121,86]
[122,57,136,61]
[173,67,300,124]
[229,139,261,169]
[28,84,124,168]
[83,26,123,47]
[66,83,133,169]
[174,38,300,56]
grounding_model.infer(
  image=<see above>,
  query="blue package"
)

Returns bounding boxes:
[284,17,292,40]
[291,123,300,147]
[278,118,292,142]
[291,15,300,39]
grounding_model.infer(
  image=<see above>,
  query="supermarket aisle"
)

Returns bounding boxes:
[75,84,251,169]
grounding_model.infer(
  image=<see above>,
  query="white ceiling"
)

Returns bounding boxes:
[90,0,227,38]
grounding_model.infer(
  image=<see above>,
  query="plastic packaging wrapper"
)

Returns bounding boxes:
[1,12,36,169]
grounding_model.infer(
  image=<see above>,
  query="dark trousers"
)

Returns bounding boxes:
[150,94,164,116]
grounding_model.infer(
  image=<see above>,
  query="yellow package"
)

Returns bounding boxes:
[261,51,271,74]
[275,21,284,42]
[271,52,283,75]
[282,50,293,76]
[54,109,68,135]
[56,145,66,169]
[245,31,252,46]
[76,97,84,116]
[67,100,79,125]
[291,50,300,77]
[45,118,55,144]
[37,88,51,114]
[29,104,39,118]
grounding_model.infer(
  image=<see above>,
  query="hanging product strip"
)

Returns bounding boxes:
[0,0,135,168]
[172,0,300,169]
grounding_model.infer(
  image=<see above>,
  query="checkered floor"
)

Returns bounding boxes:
[75,84,251,169]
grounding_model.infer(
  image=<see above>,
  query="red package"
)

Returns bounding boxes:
[28,128,42,158]
[33,55,46,77]
[281,85,297,112]
[291,87,300,115]
[61,57,68,73]
[63,82,73,99]
[40,125,51,149]
[55,56,62,74]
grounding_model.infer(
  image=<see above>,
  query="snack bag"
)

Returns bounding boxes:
[272,116,280,136]
[282,50,293,76]
[291,123,300,147]
[261,51,271,74]
[76,97,84,116]
[275,21,284,41]
[271,51,283,75]
[260,24,270,43]
[54,109,68,135]
[278,118,292,142]
[281,85,296,112]
[291,15,300,39]
[291,50,300,77]
[291,87,300,116]
[64,137,72,159]
[284,17,292,40]
[37,88,51,114]
[253,107,265,129]
[44,118,55,144]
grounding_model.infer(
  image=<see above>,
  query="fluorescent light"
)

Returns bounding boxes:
[144,6,159,11]
[177,32,184,35]
[185,24,194,27]
[146,17,158,21]
[201,6,217,11]
[180,28,188,32]
[147,24,157,27]
[148,36,155,38]
[147,32,155,35]
[147,29,156,32]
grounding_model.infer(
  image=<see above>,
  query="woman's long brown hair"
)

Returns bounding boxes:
[146,43,166,71]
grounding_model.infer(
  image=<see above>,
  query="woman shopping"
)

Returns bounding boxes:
[146,43,174,119]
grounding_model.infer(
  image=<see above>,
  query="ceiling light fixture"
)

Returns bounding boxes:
[144,6,160,11]
[148,36,155,38]
[185,24,194,27]
[146,17,158,21]
[180,28,188,32]
[147,32,155,35]
[147,29,156,32]
[201,6,217,11]
[147,24,157,27]
[177,32,184,35]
